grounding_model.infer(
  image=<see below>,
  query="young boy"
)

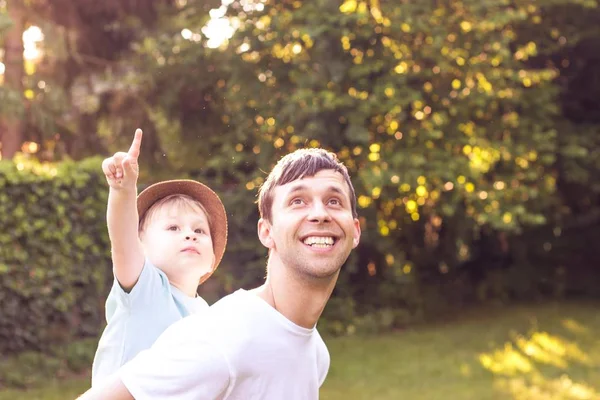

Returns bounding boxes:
[91,129,228,386]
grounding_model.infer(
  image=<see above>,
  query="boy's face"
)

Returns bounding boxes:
[140,202,215,284]
[258,169,361,279]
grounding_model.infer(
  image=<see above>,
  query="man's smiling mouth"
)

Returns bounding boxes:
[302,236,336,248]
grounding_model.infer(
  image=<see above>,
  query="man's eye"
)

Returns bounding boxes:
[291,198,304,205]
[329,198,341,206]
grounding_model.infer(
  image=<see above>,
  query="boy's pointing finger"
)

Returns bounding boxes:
[127,129,143,159]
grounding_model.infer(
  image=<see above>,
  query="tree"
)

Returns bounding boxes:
[0,0,25,160]
[221,0,560,285]
[116,0,600,308]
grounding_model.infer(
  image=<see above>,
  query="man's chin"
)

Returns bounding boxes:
[298,264,342,280]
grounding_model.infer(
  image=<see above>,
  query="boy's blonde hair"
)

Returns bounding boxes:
[139,194,212,235]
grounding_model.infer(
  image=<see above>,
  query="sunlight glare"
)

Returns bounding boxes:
[181,29,193,40]
[210,5,227,18]
[23,25,44,61]
[202,18,235,48]
[202,0,264,48]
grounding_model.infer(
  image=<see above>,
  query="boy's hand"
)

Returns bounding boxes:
[102,129,143,191]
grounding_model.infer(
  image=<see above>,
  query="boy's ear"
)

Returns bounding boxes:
[257,218,275,249]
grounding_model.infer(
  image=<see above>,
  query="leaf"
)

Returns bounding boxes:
[0,13,13,33]
[345,123,370,144]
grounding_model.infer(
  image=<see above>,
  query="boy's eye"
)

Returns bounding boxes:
[168,225,179,231]
[195,228,205,234]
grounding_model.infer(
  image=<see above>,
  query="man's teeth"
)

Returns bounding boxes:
[303,236,335,247]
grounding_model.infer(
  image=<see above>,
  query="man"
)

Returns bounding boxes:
[79,147,361,399]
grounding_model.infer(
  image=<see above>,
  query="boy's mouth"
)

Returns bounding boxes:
[181,247,200,254]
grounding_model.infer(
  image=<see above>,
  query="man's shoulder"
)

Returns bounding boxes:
[209,289,251,312]
[167,290,251,331]
[314,328,330,354]
[147,290,252,354]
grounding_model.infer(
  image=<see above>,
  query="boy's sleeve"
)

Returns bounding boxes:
[119,317,232,400]
[108,259,169,313]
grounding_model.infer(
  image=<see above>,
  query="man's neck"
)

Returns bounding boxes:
[254,258,339,329]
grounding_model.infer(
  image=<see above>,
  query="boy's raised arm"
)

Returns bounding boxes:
[101,129,145,290]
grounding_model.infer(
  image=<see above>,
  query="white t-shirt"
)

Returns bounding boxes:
[119,289,330,400]
[92,260,208,387]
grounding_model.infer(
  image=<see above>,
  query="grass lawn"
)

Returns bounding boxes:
[2,301,599,399]
[321,301,600,400]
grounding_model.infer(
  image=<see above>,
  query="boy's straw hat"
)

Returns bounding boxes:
[137,179,228,283]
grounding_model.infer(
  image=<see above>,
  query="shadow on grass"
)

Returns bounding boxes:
[476,315,600,399]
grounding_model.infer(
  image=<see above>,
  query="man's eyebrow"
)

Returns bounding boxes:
[287,184,309,195]
[326,186,345,196]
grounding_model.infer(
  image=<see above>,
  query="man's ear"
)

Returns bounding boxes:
[257,218,275,249]
[352,218,361,249]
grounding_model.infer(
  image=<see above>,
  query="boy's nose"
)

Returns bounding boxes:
[185,234,197,241]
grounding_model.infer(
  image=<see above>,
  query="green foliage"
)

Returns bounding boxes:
[0,338,97,389]
[230,0,560,217]
[216,0,573,312]
[0,351,61,388]
[0,7,11,34]
[0,87,25,119]
[59,338,98,373]
[0,156,110,355]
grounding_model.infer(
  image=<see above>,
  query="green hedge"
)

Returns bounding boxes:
[0,156,111,355]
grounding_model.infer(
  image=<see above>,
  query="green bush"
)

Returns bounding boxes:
[59,338,98,373]
[0,338,98,388]
[0,351,62,388]
[0,156,111,355]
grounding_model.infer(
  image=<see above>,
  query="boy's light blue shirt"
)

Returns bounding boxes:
[91,259,208,386]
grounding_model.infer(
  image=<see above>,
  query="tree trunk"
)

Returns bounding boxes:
[0,0,25,160]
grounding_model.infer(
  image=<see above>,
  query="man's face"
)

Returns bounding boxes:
[258,169,361,279]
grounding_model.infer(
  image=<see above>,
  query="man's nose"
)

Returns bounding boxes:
[307,201,331,223]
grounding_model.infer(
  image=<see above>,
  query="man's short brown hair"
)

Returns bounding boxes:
[257,148,358,222]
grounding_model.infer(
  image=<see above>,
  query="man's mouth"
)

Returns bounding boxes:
[302,236,336,248]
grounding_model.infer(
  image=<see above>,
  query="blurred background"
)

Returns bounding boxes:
[1,0,600,398]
